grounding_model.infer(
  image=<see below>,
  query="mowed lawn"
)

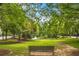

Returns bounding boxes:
[0,38,79,56]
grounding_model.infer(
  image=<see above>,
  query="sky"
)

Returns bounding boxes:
[21,3,61,23]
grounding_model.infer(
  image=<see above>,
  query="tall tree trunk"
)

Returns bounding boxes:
[22,33,27,41]
[2,31,4,40]
[18,34,21,41]
[5,30,8,40]
[13,33,16,39]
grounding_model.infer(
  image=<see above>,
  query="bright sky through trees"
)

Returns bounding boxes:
[21,3,61,23]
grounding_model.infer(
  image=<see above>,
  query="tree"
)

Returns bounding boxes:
[0,4,29,40]
[21,3,60,38]
[59,4,79,36]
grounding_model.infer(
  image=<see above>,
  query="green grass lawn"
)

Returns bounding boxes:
[64,38,79,48]
[0,38,79,56]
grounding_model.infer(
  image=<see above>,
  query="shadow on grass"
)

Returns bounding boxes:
[0,41,20,45]
[0,39,36,45]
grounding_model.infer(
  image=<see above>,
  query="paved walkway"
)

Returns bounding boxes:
[54,43,79,56]
[0,36,12,40]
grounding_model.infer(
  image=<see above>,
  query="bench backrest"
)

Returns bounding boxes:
[29,46,54,56]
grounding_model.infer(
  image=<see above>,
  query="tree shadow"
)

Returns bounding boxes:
[0,39,23,45]
[0,39,35,45]
[0,41,20,45]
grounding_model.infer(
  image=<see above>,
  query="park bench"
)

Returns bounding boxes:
[28,46,54,56]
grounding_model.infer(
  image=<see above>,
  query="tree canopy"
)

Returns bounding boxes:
[0,3,79,40]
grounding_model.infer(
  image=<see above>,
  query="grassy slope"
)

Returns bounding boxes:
[64,38,79,48]
[0,38,79,55]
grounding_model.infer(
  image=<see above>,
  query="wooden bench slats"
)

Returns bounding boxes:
[28,46,54,56]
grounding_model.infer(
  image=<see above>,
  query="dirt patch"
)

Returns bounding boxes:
[54,42,79,56]
[0,49,12,56]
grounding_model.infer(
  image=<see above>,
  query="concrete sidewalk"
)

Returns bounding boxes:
[0,36,12,40]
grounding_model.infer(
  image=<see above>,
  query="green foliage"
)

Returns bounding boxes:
[0,3,79,39]
[45,4,79,38]
[0,4,33,40]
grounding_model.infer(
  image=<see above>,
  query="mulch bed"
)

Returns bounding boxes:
[0,49,12,56]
